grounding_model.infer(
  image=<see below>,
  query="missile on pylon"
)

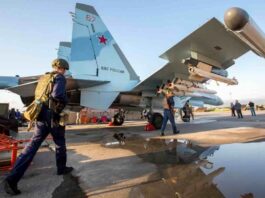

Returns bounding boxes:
[172,90,202,97]
[187,86,217,94]
[172,84,217,94]
[174,78,194,87]
[188,66,238,85]
[224,7,265,58]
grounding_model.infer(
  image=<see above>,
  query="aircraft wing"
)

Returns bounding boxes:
[18,75,42,84]
[133,17,250,92]
[7,78,109,98]
[0,75,41,89]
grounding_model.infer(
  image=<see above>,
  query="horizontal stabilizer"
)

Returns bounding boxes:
[7,81,38,97]
[7,78,109,97]
[0,76,19,89]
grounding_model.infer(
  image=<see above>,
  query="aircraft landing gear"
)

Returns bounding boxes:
[181,106,191,122]
[181,116,190,122]
[112,109,125,126]
[148,112,163,129]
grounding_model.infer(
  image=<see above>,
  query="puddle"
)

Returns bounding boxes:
[182,119,217,124]
[202,142,265,198]
[105,141,121,146]
[76,133,89,136]
[104,137,265,197]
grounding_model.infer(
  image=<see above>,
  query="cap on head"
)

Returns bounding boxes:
[52,58,69,70]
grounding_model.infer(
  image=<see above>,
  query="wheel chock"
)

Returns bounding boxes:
[144,123,156,131]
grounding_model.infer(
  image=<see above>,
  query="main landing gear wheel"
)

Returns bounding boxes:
[148,112,163,129]
[112,113,124,126]
[181,116,190,122]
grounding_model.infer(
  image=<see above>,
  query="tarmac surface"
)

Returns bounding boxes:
[1,111,265,197]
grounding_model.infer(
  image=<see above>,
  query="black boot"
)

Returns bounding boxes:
[3,179,21,195]
[173,130,180,134]
[113,133,121,141]
[57,166,74,175]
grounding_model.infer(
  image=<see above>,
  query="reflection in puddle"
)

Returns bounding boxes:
[105,141,120,146]
[104,137,265,197]
[203,142,265,198]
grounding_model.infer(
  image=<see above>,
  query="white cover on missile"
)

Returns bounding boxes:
[188,67,238,85]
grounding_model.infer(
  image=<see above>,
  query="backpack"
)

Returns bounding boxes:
[23,72,57,123]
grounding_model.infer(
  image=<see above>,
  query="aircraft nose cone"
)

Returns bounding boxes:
[218,100,224,106]
[224,7,249,31]
[216,96,224,106]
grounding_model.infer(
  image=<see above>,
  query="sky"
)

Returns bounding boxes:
[0,0,265,110]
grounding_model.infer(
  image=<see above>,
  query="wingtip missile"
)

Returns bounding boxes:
[224,7,265,58]
[224,7,249,31]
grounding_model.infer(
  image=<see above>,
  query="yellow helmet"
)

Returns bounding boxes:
[52,58,69,70]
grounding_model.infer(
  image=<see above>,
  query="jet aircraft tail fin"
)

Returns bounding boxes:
[70,3,139,81]
[58,42,71,62]
[69,3,140,110]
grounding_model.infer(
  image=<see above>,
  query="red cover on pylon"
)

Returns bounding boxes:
[144,123,156,131]
[91,116,98,123]
[108,122,114,126]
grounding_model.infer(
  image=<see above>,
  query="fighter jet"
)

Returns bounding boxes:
[1,5,265,128]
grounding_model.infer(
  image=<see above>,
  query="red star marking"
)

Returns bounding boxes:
[98,35,107,45]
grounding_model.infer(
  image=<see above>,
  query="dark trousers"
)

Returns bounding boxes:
[250,107,256,116]
[6,121,66,185]
[236,110,243,118]
[161,109,177,133]
[231,109,236,117]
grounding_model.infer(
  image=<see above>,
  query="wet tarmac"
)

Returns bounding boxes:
[1,112,265,197]
[99,138,265,197]
[203,142,265,198]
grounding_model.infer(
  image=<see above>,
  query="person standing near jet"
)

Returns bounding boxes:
[235,100,243,119]
[159,82,180,136]
[186,100,194,120]
[8,108,16,120]
[3,59,73,195]
[248,101,256,116]
[230,102,236,117]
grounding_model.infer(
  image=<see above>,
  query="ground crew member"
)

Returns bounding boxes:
[3,59,73,195]
[160,88,180,136]
[235,100,243,119]
[187,100,194,120]
[230,102,236,117]
[248,101,256,116]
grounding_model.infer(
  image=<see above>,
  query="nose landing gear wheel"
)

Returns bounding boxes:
[148,112,163,129]
[113,113,124,126]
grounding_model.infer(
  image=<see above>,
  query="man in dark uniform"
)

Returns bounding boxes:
[3,59,73,195]
[230,102,236,117]
[235,100,243,119]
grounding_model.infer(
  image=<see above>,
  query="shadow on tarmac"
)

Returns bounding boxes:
[52,174,86,198]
